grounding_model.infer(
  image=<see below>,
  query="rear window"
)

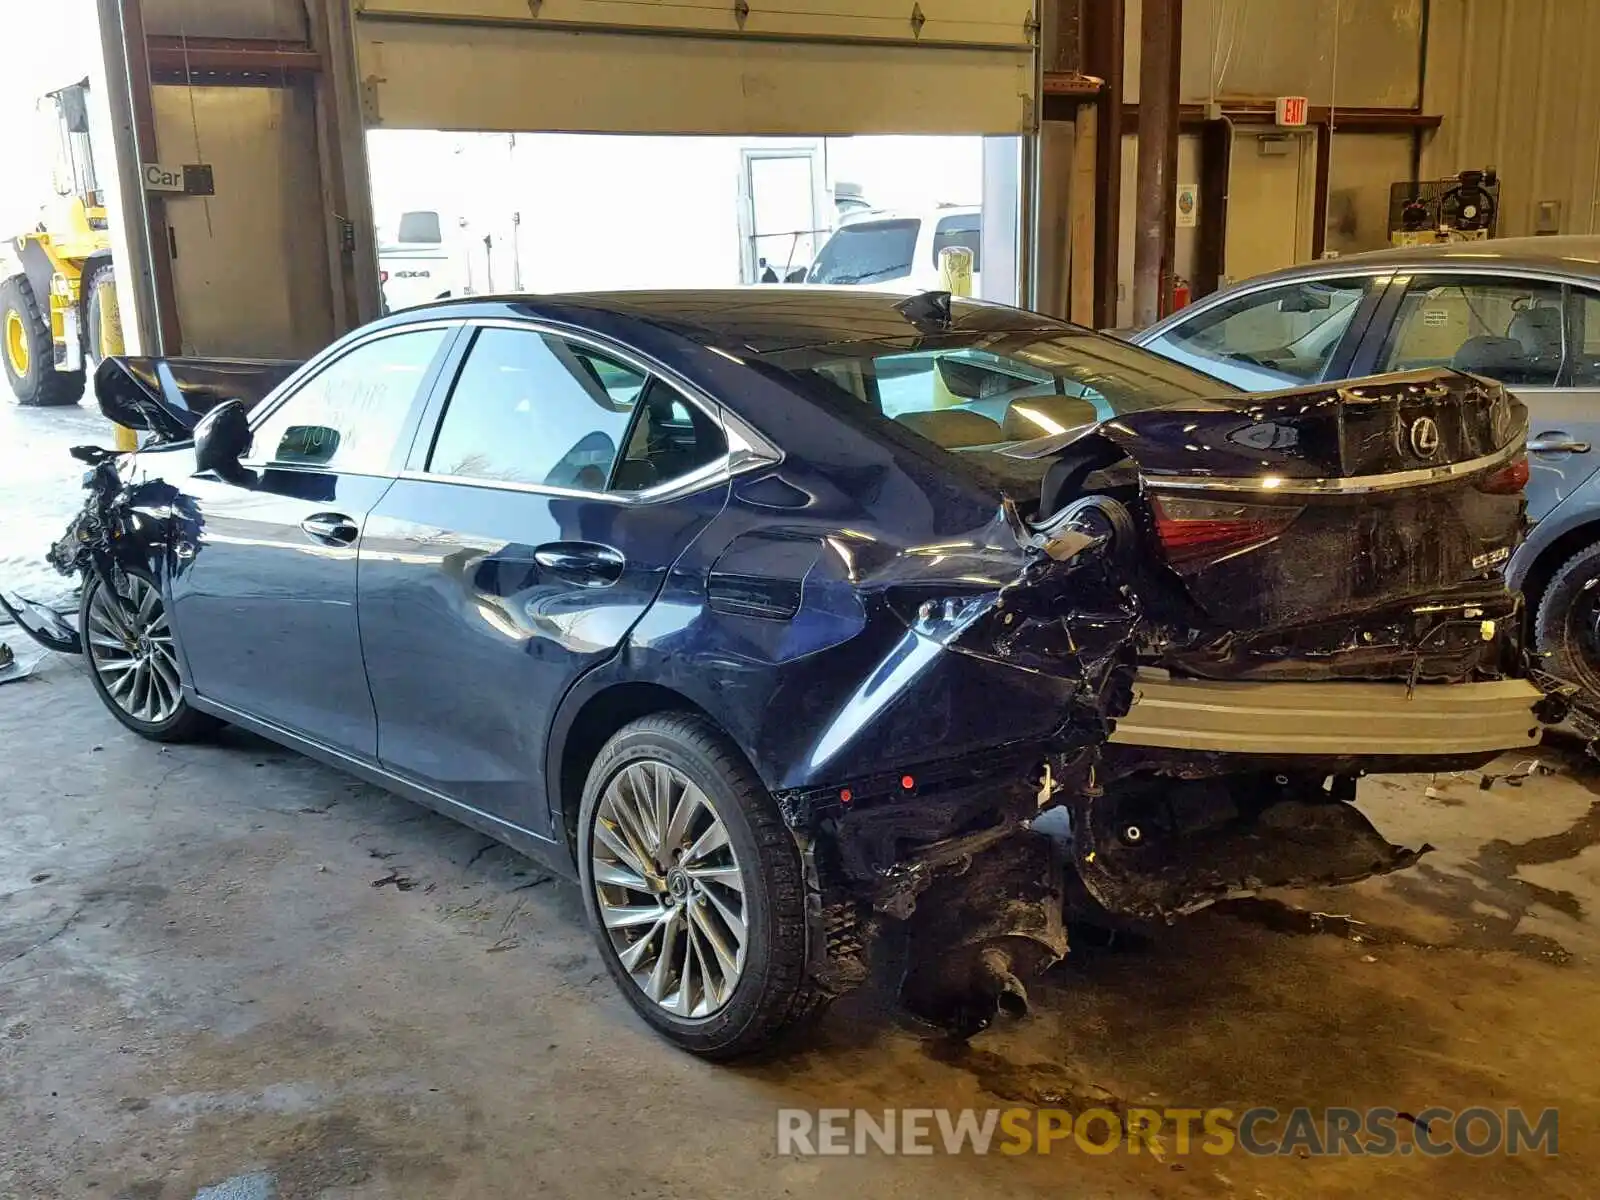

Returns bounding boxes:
[807,219,919,285]
[762,330,1232,454]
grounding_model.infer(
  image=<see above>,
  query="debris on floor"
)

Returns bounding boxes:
[0,634,51,685]
[193,1172,276,1200]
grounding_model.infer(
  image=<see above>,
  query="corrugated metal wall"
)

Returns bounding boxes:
[1424,0,1600,236]
[1124,0,1424,106]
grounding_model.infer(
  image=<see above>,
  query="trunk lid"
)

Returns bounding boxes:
[95,356,301,443]
[1103,369,1528,630]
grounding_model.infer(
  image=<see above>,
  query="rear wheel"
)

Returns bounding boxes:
[80,568,219,742]
[1534,542,1600,710]
[1,275,84,406]
[577,712,828,1059]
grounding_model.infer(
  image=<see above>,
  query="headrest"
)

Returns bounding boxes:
[1508,306,1564,357]
[1001,394,1102,441]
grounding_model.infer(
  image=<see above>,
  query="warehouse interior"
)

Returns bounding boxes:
[3,1,1600,1197]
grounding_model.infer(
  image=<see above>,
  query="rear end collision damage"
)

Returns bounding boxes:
[758,369,1572,1037]
[1,342,1574,1051]
[764,503,1143,1036]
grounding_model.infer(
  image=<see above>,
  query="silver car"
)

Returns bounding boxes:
[1132,235,1600,706]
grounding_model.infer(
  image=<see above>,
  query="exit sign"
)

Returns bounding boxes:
[1276,96,1309,126]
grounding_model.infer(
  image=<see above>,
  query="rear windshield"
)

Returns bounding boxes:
[807,219,919,285]
[761,329,1235,454]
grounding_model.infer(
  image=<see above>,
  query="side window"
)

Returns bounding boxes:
[610,380,729,493]
[1381,276,1565,385]
[1157,278,1370,384]
[249,327,447,472]
[1573,290,1600,387]
[427,328,642,490]
[931,214,981,271]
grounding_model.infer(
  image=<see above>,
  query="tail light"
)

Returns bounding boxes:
[380,269,390,283]
[1476,454,1529,495]
[1150,495,1301,567]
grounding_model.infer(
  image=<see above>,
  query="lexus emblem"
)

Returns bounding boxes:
[1409,417,1441,459]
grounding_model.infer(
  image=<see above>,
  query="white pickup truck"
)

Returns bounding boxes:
[378,211,467,312]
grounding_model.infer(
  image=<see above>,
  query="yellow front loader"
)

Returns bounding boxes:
[1,80,121,409]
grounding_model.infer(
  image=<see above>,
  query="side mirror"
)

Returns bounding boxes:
[193,399,253,479]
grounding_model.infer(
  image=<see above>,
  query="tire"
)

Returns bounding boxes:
[80,568,220,743]
[1,274,84,406]
[1534,542,1600,710]
[577,712,829,1059]
[84,263,121,369]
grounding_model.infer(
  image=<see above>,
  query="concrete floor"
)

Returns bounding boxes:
[3,396,1599,1197]
[2,645,1598,1199]
[0,400,109,613]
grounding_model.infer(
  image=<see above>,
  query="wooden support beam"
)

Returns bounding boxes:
[1082,0,1124,329]
[120,0,182,353]
[1132,0,1181,326]
[146,36,323,76]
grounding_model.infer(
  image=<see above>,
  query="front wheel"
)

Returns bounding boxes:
[577,712,828,1059]
[80,568,219,742]
[1,275,84,406]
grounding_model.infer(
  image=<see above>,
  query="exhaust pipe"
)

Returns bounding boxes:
[897,832,1066,1037]
[978,947,1030,1019]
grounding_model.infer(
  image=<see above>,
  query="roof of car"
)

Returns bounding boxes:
[397,287,1062,353]
[1245,235,1600,285]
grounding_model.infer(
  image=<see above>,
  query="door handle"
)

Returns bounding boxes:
[299,512,359,546]
[1528,436,1591,454]
[534,542,625,587]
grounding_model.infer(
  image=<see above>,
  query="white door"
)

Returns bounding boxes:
[151,84,333,358]
[740,149,825,284]
[1224,130,1319,284]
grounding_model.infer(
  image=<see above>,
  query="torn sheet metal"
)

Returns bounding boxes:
[0,592,78,654]
[1067,777,1429,922]
[764,497,1142,1032]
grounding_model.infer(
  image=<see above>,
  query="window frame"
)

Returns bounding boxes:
[1371,270,1573,387]
[241,320,462,477]
[401,316,780,506]
[1566,284,1600,388]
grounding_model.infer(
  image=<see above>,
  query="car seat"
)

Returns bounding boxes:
[1508,306,1565,382]
[1451,335,1530,382]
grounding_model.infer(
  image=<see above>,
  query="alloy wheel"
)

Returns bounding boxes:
[84,575,182,725]
[590,759,748,1018]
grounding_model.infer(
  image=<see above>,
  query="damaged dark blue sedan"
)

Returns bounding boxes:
[2,289,1564,1058]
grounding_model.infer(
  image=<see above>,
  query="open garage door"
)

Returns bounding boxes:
[353,2,1038,136]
